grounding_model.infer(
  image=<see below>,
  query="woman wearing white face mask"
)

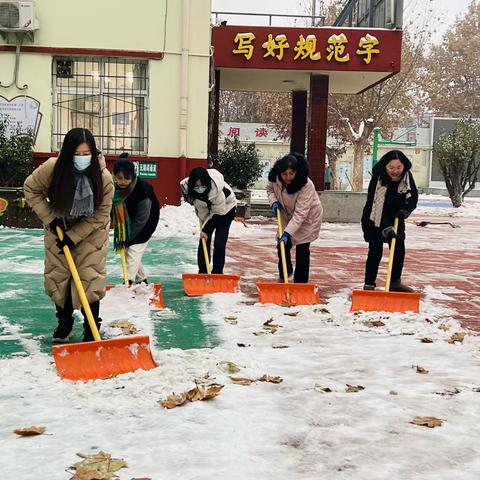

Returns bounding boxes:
[180,167,236,274]
[24,128,113,343]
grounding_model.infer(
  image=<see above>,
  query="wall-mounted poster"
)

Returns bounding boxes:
[0,95,42,141]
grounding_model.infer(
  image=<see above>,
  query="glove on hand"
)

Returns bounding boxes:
[49,218,64,237]
[396,209,410,220]
[277,231,291,244]
[56,233,75,254]
[272,201,283,215]
[382,226,397,240]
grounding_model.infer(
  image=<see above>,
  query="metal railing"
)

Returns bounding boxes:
[211,11,326,27]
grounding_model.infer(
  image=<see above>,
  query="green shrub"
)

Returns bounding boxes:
[0,117,35,187]
[214,136,262,190]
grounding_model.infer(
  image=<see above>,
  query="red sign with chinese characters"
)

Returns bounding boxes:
[212,26,402,73]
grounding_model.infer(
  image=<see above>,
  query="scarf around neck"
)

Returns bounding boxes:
[112,177,137,250]
[369,173,411,227]
[70,174,94,217]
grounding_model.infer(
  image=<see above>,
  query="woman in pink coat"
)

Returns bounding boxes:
[267,153,323,283]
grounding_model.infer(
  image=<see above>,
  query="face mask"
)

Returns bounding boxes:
[73,155,92,171]
[194,186,207,194]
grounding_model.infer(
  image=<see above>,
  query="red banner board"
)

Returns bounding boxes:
[212,26,402,73]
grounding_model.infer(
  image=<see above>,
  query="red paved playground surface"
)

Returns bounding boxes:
[229,212,480,331]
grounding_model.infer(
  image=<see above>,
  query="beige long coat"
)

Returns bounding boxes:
[24,157,114,309]
[267,178,323,245]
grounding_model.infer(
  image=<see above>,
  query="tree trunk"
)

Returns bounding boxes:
[351,143,365,192]
[446,183,463,208]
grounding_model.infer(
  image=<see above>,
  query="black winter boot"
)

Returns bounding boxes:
[52,318,74,343]
[390,279,415,293]
[83,318,102,342]
[82,300,101,342]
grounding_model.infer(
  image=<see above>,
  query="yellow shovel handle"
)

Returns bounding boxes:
[56,226,101,341]
[277,209,289,284]
[385,217,399,292]
[119,247,129,285]
[199,220,212,275]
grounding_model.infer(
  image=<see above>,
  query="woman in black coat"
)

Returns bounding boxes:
[112,153,160,284]
[361,150,418,292]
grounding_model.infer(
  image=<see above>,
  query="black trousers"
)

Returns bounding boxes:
[198,216,234,274]
[277,238,311,283]
[364,237,405,286]
[55,283,100,327]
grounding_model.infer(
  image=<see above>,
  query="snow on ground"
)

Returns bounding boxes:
[1,197,480,479]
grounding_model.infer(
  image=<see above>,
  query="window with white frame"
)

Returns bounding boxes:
[52,57,148,154]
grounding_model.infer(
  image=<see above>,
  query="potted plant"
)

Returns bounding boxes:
[213,136,262,218]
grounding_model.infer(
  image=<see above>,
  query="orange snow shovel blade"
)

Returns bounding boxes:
[182,273,240,296]
[257,282,320,306]
[350,218,420,313]
[182,222,240,296]
[52,336,156,381]
[350,289,420,313]
[53,226,157,381]
[257,209,320,306]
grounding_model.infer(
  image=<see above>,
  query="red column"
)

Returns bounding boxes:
[290,90,307,155]
[208,70,221,161]
[307,74,329,191]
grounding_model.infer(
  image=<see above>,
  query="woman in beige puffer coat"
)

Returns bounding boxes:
[24,128,113,343]
[267,153,323,283]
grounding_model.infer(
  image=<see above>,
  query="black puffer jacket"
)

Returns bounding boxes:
[125,178,160,246]
[361,152,418,242]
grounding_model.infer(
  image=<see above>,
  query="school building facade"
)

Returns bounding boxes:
[0,0,210,204]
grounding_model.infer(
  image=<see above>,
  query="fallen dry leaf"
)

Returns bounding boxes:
[69,451,127,480]
[158,392,187,409]
[186,384,224,402]
[409,416,443,428]
[272,344,290,349]
[364,320,385,328]
[108,320,139,335]
[14,426,46,437]
[262,318,281,333]
[389,390,398,395]
[438,324,450,331]
[434,388,461,396]
[314,307,330,314]
[217,361,241,374]
[345,384,365,393]
[283,311,300,316]
[314,384,332,393]
[253,331,268,336]
[420,337,434,343]
[159,384,224,409]
[448,332,466,344]
[416,365,429,374]
[224,315,238,325]
[257,374,283,384]
[229,376,254,385]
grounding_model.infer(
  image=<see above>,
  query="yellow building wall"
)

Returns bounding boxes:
[0,0,211,158]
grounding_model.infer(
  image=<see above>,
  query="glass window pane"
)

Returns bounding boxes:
[102,95,146,153]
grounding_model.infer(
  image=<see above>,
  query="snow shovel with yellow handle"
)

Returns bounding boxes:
[52,226,157,381]
[257,209,320,306]
[105,247,165,309]
[350,218,421,313]
[182,221,240,296]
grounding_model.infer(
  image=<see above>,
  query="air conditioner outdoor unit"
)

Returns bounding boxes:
[0,1,36,31]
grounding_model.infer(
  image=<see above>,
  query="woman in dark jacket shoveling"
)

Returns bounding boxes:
[361,150,418,292]
[112,153,160,284]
